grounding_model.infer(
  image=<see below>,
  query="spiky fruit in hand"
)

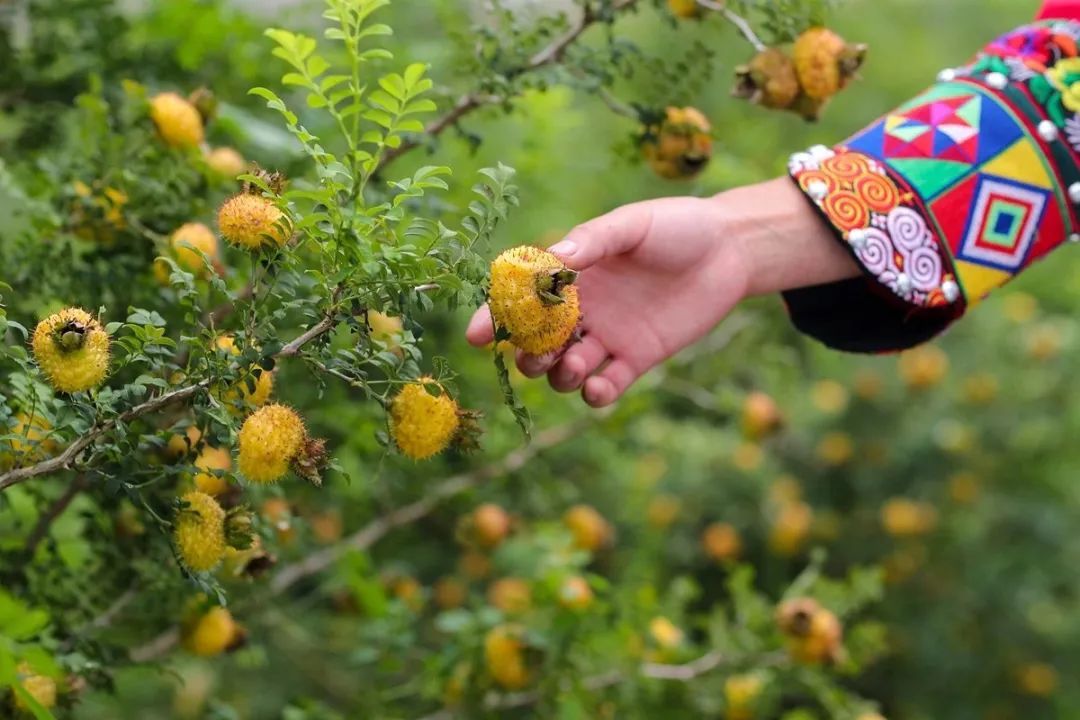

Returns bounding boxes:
[558,575,594,611]
[206,147,246,178]
[150,92,205,149]
[31,307,110,393]
[793,27,867,101]
[484,625,531,690]
[563,504,612,552]
[390,378,461,460]
[487,577,532,615]
[174,491,227,572]
[734,48,801,110]
[218,193,289,249]
[488,246,580,356]
[193,446,231,496]
[237,404,306,483]
[667,0,702,19]
[14,663,57,712]
[169,222,220,277]
[182,606,243,657]
[642,106,713,180]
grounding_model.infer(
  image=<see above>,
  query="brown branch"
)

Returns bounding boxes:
[24,474,88,554]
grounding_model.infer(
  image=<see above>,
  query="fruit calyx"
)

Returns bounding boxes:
[535,269,579,306]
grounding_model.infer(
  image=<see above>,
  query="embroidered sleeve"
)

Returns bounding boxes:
[784,20,1080,353]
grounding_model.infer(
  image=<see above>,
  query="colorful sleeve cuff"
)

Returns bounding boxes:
[784,20,1080,353]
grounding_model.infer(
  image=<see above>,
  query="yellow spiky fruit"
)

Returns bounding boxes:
[488,246,580,356]
[193,446,232,496]
[484,625,531,690]
[217,193,289,250]
[642,106,713,180]
[182,606,241,657]
[14,663,57,712]
[734,48,801,110]
[206,147,246,178]
[792,27,867,101]
[150,92,205,149]
[667,0,702,18]
[214,335,275,410]
[169,222,220,277]
[389,378,460,460]
[237,404,306,483]
[31,307,110,393]
[174,491,227,573]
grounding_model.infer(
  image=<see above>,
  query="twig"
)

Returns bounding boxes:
[696,0,766,51]
[277,315,337,358]
[24,474,88,554]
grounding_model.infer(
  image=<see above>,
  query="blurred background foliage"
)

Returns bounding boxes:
[3,0,1078,718]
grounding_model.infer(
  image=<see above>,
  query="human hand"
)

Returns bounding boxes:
[466,178,857,408]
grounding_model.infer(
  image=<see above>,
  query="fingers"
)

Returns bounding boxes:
[465,305,494,347]
[516,348,559,378]
[549,201,654,271]
[583,359,639,408]
[548,335,608,393]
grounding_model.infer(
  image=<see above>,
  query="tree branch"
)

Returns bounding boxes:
[24,474,88,554]
[696,0,766,51]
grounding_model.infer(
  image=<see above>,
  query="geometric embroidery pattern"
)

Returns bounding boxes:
[956,175,1050,271]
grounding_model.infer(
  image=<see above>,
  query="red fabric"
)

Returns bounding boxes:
[1039,0,1080,19]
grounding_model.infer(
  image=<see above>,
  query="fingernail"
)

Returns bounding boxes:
[548,240,577,258]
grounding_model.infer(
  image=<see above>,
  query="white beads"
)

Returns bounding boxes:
[942,280,960,303]
[937,68,957,83]
[848,228,868,249]
[986,72,1009,90]
[1070,233,1080,244]
[1039,120,1060,142]
[809,144,835,160]
[896,274,912,294]
[1069,182,1080,204]
[807,180,829,201]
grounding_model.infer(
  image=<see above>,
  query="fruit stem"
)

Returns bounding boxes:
[535,269,579,306]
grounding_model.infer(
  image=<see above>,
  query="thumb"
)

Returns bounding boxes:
[548,202,653,271]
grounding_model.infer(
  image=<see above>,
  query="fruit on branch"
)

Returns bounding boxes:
[466,503,512,549]
[167,222,221,278]
[14,662,57,712]
[181,605,246,657]
[667,0,703,19]
[174,491,228,573]
[647,616,685,661]
[215,335,275,411]
[459,549,492,581]
[484,625,532,690]
[740,391,783,441]
[792,27,867,102]
[193,446,232,496]
[646,494,681,530]
[237,404,317,484]
[701,521,742,562]
[69,180,128,243]
[563,504,613,552]
[488,246,581,356]
[1014,662,1059,698]
[166,426,202,460]
[390,575,425,612]
[733,48,801,110]
[31,307,110,393]
[217,191,290,250]
[366,310,405,353]
[558,575,594,611]
[880,498,938,538]
[433,577,468,610]
[724,673,765,720]
[487,577,533,615]
[816,431,854,466]
[206,146,246,179]
[389,378,463,460]
[768,500,813,557]
[776,597,844,664]
[150,92,205,149]
[641,106,714,180]
[1,411,57,470]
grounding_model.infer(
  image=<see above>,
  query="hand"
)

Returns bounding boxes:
[465,178,857,408]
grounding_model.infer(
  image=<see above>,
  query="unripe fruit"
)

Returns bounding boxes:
[484,626,531,690]
[880,498,938,538]
[702,522,742,563]
[390,378,461,460]
[792,27,867,101]
[174,491,227,573]
[14,663,56,712]
[217,193,289,249]
[769,501,813,557]
[733,48,801,110]
[563,504,612,552]
[433,576,468,610]
[487,577,532,615]
[488,246,580,356]
[193,446,231,496]
[558,575,594,611]
[642,106,713,180]
[898,345,949,390]
[471,503,511,549]
[206,147,246,178]
[667,0,702,19]
[31,307,110,393]
[237,404,306,483]
[741,392,782,440]
[169,222,220,277]
[150,92,205,148]
[182,606,242,657]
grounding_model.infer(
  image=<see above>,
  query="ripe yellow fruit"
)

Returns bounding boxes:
[487,577,532,615]
[792,27,867,101]
[733,48,801,110]
[642,106,713,180]
[649,616,684,649]
[367,310,404,344]
[1015,662,1059,697]
[816,432,854,466]
[193,446,231,496]
[167,426,202,460]
[14,663,57,712]
[1,411,57,470]
[215,335,275,410]
[31,307,110,393]
[390,378,460,460]
[471,503,511,549]
[646,494,681,529]
[768,475,802,506]
[174,491,227,573]
[70,180,128,243]
[769,501,813,557]
[702,522,742,563]
[488,246,580,356]
[169,222,220,277]
[433,576,468,610]
[563,504,612,552]
[484,625,531,690]
[206,147,246,178]
[217,193,289,249]
[150,92,205,148]
[558,575,594,611]
[237,404,306,483]
[898,345,949,390]
[776,598,843,664]
[741,392,782,440]
[724,673,764,719]
[811,379,849,415]
[667,0,702,18]
[182,606,241,657]
[880,498,938,538]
